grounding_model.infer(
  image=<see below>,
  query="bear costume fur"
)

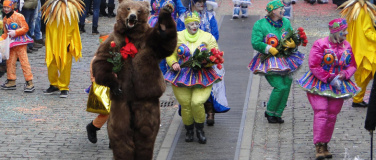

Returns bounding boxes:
[91,0,177,159]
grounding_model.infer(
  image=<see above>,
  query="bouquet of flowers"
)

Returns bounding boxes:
[180,45,224,70]
[261,27,308,61]
[107,41,124,73]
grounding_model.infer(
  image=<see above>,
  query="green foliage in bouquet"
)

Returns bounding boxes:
[180,48,210,70]
[261,27,308,62]
[107,51,123,73]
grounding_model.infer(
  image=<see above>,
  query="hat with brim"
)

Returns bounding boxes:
[329,18,348,33]
[266,0,284,12]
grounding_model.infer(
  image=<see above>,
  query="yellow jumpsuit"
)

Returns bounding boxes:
[346,8,376,103]
[45,17,82,91]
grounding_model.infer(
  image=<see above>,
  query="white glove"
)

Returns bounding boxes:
[8,30,16,38]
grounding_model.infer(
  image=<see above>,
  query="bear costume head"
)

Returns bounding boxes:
[114,0,150,35]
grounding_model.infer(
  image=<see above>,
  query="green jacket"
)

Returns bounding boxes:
[251,17,292,54]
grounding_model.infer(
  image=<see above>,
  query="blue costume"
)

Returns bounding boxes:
[176,9,219,41]
[148,0,186,74]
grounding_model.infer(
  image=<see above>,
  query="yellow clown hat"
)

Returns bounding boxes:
[184,11,201,25]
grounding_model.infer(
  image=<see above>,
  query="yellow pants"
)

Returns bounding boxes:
[47,55,72,91]
[172,85,213,125]
[353,68,373,103]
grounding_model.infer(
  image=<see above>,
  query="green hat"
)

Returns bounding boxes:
[266,0,284,12]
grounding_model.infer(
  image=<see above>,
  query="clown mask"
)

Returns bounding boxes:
[186,21,199,35]
[272,7,285,20]
[194,0,205,11]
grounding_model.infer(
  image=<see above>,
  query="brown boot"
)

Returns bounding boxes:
[315,143,325,160]
[1,79,16,90]
[204,102,215,126]
[24,80,35,93]
[323,143,332,158]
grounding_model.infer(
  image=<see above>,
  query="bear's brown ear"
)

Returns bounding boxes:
[140,1,150,11]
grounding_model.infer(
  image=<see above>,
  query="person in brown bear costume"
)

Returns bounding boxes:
[91,0,177,159]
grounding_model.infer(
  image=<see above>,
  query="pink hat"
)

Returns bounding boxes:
[328,18,347,33]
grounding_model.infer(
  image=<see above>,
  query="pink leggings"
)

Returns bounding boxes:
[307,92,344,144]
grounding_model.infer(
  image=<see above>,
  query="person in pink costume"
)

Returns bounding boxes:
[297,18,359,160]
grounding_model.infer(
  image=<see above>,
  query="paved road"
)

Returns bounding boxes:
[0,0,374,159]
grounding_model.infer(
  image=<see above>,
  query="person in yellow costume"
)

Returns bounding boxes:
[340,0,376,107]
[41,0,85,98]
[164,11,222,144]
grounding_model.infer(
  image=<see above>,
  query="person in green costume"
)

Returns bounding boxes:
[248,0,304,123]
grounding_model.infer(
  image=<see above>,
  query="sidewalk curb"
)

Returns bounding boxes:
[238,60,261,160]
[156,106,181,160]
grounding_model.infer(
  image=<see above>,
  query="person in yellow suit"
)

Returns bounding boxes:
[41,0,85,98]
[340,0,376,107]
[164,11,222,144]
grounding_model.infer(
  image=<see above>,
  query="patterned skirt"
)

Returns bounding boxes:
[164,67,222,88]
[248,51,304,75]
[10,35,34,48]
[297,71,360,99]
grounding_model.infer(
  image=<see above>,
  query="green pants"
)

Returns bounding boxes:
[172,85,213,125]
[265,74,292,117]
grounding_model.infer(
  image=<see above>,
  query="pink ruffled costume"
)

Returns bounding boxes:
[299,37,357,144]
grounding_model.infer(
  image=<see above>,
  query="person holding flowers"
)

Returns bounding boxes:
[248,0,305,123]
[297,18,358,160]
[164,11,222,144]
[176,0,229,126]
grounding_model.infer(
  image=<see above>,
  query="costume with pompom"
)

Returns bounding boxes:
[165,12,221,126]
[248,0,304,118]
[297,19,358,154]
[339,0,376,104]
[0,0,34,86]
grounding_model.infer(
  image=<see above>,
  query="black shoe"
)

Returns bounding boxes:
[27,48,33,53]
[275,117,284,123]
[79,24,86,33]
[33,43,43,48]
[86,121,100,143]
[60,90,69,98]
[266,116,278,123]
[43,85,59,94]
[92,26,99,35]
[100,12,108,17]
[352,101,368,107]
[185,124,194,142]
[206,113,215,126]
[195,123,206,144]
[35,39,45,46]
[108,12,116,18]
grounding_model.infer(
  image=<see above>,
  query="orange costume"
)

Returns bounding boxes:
[0,0,34,92]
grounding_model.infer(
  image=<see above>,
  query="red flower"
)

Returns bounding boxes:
[302,43,307,47]
[298,27,304,32]
[214,59,220,64]
[217,64,222,70]
[301,35,307,40]
[120,37,138,59]
[218,51,224,57]
[220,57,224,63]
[110,41,116,48]
[209,56,217,62]
[303,39,308,43]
